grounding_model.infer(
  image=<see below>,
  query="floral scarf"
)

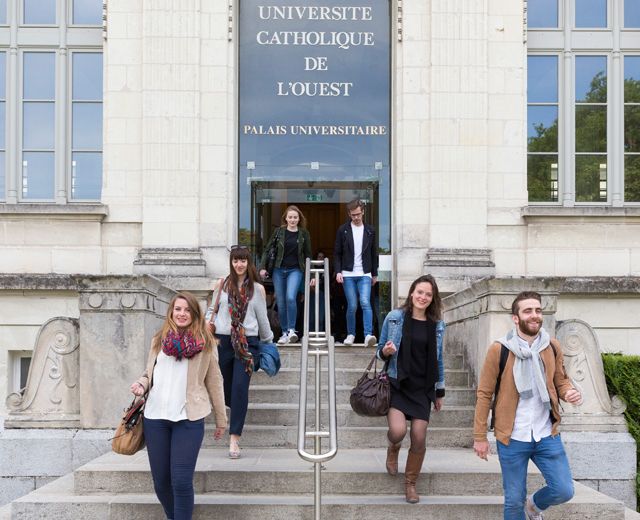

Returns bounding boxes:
[161,329,204,361]
[226,276,255,374]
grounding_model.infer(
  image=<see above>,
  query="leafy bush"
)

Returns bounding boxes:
[602,353,640,510]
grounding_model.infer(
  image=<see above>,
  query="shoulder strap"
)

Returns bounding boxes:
[212,277,224,314]
[490,345,510,430]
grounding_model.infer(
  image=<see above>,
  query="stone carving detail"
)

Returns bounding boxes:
[5,317,80,427]
[555,319,626,422]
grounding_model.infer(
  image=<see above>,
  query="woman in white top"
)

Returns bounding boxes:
[209,245,273,458]
[131,291,227,520]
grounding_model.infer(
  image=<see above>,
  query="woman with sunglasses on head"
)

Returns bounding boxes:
[259,205,313,345]
[375,274,446,504]
[209,246,273,458]
[131,291,226,520]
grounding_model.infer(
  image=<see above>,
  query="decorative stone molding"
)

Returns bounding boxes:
[556,319,627,432]
[424,248,496,293]
[0,203,108,221]
[5,318,80,428]
[133,248,207,277]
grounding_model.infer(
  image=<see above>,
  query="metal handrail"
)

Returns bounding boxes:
[297,257,337,519]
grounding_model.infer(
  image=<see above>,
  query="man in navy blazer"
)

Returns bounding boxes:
[333,198,379,347]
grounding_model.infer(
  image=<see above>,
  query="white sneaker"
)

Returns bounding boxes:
[277,332,289,345]
[364,335,377,347]
[288,330,299,343]
[525,496,544,520]
[343,334,355,346]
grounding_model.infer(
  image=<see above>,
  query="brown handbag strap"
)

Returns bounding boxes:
[212,277,224,314]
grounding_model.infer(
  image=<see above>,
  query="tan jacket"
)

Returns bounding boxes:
[137,337,227,428]
[473,338,574,445]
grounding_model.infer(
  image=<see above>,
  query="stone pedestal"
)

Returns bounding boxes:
[133,248,206,277]
[424,248,496,294]
[77,275,175,428]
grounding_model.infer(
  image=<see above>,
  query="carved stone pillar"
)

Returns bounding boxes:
[77,275,175,428]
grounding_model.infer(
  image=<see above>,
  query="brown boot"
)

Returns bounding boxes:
[385,442,402,476]
[404,448,426,503]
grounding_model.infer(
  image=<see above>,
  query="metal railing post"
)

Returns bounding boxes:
[297,258,337,520]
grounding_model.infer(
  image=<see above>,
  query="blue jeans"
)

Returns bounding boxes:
[497,435,574,520]
[217,334,259,436]
[272,267,303,331]
[143,417,205,520]
[343,275,373,336]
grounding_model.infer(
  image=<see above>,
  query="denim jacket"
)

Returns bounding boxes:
[376,308,446,393]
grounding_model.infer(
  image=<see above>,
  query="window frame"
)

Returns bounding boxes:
[0,0,102,204]
[527,0,640,206]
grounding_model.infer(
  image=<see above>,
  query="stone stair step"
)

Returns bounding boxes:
[12,467,625,520]
[252,367,468,386]
[240,403,475,428]
[201,425,475,449]
[73,448,530,496]
[248,384,477,406]
[275,346,464,371]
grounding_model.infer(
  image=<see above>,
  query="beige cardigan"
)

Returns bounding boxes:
[137,337,227,428]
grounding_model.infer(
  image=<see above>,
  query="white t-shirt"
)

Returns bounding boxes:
[342,223,370,277]
[144,351,189,421]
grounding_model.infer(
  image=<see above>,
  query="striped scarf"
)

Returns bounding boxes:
[227,276,255,374]
[161,329,203,360]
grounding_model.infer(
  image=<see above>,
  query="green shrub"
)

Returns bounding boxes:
[602,353,640,510]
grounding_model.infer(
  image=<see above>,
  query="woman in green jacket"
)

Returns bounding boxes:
[259,205,312,344]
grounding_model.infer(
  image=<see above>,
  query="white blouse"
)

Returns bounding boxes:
[144,351,189,422]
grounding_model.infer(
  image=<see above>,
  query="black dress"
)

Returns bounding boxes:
[389,317,437,421]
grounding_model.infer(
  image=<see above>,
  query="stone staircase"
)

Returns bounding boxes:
[8,344,635,519]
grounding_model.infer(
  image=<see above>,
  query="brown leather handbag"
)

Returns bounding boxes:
[111,396,146,455]
[350,354,390,417]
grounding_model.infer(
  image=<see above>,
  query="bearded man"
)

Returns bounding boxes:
[472,291,583,520]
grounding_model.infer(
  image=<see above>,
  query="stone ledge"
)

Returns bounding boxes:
[0,204,108,221]
[523,205,640,221]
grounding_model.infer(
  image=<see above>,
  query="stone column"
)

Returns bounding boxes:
[77,275,174,428]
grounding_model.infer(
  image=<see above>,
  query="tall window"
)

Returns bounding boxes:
[527,0,640,205]
[0,0,102,204]
[22,52,56,199]
[71,52,103,200]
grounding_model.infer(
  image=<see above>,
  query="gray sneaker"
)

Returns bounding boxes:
[343,334,355,346]
[525,496,544,520]
[288,330,299,343]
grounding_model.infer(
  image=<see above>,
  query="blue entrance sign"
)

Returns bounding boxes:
[238,0,391,181]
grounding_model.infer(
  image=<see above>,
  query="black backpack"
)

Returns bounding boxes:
[489,342,557,430]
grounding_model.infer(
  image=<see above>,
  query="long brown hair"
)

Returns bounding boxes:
[280,205,307,228]
[401,274,443,321]
[224,246,261,301]
[157,292,214,349]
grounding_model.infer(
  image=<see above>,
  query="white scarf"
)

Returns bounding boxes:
[498,327,551,410]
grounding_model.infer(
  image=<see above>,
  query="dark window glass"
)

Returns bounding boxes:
[625,0,640,28]
[624,56,640,103]
[575,106,607,152]
[528,106,559,152]
[576,155,607,202]
[528,155,559,202]
[575,0,607,28]
[528,56,558,103]
[625,155,640,201]
[72,152,102,199]
[73,0,102,25]
[24,53,55,100]
[19,357,31,389]
[73,53,103,100]
[576,56,607,103]
[22,152,54,199]
[23,0,56,24]
[528,0,559,28]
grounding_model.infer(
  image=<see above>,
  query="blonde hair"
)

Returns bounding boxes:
[281,205,307,228]
[154,292,215,350]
